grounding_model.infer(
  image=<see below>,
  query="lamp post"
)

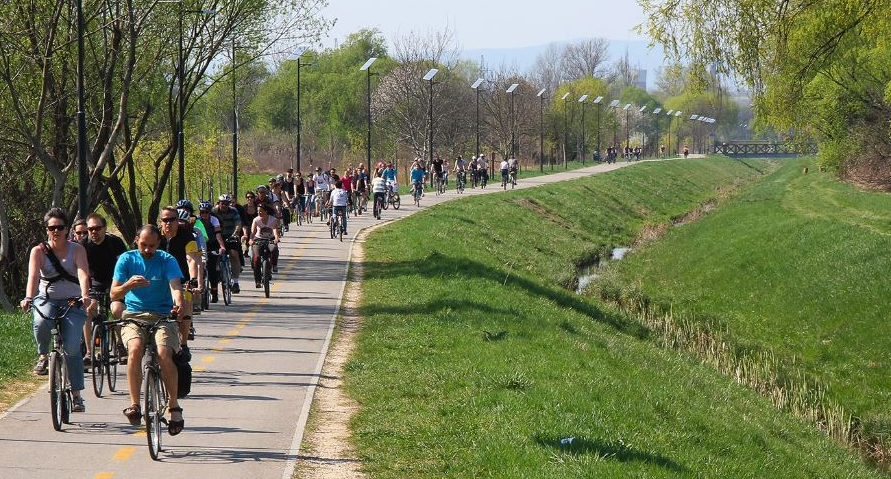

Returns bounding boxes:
[609,100,620,155]
[471,78,484,159]
[506,83,519,160]
[537,88,546,172]
[75,0,88,218]
[578,94,589,164]
[423,68,439,178]
[593,96,603,161]
[652,108,662,158]
[666,110,674,157]
[638,105,647,157]
[360,57,377,174]
[690,115,699,154]
[231,39,239,198]
[674,111,683,155]
[623,103,632,158]
[561,92,570,169]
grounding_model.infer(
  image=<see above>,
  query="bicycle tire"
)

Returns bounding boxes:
[220,259,232,306]
[382,194,389,210]
[107,327,119,392]
[144,367,163,460]
[393,194,400,210]
[339,215,344,242]
[263,258,271,299]
[91,323,105,397]
[49,352,64,431]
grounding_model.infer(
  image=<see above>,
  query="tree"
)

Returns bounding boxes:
[561,38,610,80]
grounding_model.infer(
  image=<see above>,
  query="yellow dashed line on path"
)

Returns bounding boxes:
[220,338,232,344]
[193,366,206,373]
[225,330,239,336]
[201,356,216,364]
[132,430,146,437]
[211,346,224,352]
[112,447,136,461]
[235,324,245,329]
[94,472,115,479]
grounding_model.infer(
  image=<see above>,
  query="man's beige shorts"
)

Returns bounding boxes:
[120,311,181,353]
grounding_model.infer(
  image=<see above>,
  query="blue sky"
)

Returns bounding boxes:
[320,0,648,50]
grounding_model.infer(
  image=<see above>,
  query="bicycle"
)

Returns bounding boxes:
[435,174,444,195]
[356,190,368,216]
[456,172,466,194]
[303,194,313,224]
[315,194,328,222]
[501,171,509,190]
[31,297,83,431]
[413,181,423,207]
[110,315,178,460]
[89,291,122,397]
[373,193,383,219]
[330,208,345,242]
[254,239,273,298]
[509,169,517,189]
[291,200,302,227]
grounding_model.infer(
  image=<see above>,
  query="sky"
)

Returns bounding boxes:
[319,0,649,51]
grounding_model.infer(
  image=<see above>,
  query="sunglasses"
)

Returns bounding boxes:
[160,217,177,223]
[46,225,66,232]
[87,226,103,232]
[74,230,88,236]
[200,210,210,214]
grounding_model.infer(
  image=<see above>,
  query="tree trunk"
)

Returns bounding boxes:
[0,191,15,311]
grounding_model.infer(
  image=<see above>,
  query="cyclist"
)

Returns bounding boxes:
[269,177,286,228]
[305,175,317,218]
[211,194,243,294]
[80,213,128,365]
[381,162,397,195]
[158,205,201,353]
[341,168,354,213]
[292,172,306,221]
[660,144,666,158]
[326,180,349,235]
[683,145,690,158]
[500,158,510,187]
[478,154,489,187]
[454,155,467,188]
[371,172,386,218]
[197,202,226,303]
[249,204,280,282]
[431,155,444,190]
[71,219,88,243]
[355,165,369,212]
[410,161,425,199]
[21,208,92,412]
[507,156,518,184]
[313,167,330,205]
[282,168,296,213]
[110,224,185,434]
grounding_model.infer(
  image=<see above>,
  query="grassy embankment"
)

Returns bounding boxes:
[596,157,891,458]
[347,158,878,477]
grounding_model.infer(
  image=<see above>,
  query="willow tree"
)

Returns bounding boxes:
[638,0,891,186]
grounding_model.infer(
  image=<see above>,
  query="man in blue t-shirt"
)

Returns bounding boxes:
[110,224,186,434]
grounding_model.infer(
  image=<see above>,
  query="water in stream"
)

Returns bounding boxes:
[574,247,632,294]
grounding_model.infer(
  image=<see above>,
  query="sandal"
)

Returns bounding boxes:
[123,404,141,426]
[168,407,184,436]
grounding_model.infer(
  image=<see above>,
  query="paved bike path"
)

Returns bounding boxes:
[0,160,651,479]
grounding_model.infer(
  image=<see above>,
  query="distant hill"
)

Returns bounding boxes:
[462,39,667,90]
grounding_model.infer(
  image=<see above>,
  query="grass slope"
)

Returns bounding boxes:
[347,158,877,477]
[602,157,891,427]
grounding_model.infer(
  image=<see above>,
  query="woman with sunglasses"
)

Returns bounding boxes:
[20,208,93,412]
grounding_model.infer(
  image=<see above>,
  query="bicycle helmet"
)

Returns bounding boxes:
[198,201,212,211]
[175,199,194,212]
[276,174,284,181]
[176,208,191,220]
[218,193,232,202]
[257,184,269,191]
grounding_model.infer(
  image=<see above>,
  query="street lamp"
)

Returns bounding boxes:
[160,0,216,199]
[652,108,662,158]
[578,94,588,164]
[623,103,632,158]
[674,110,683,156]
[609,99,620,156]
[593,96,603,161]
[471,78,484,159]
[423,68,439,175]
[666,110,674,156]
[360,57,377,174]
[562,92,570,169]
[507,83,519,160]
[537,88,546,172]
[638,105,647,157]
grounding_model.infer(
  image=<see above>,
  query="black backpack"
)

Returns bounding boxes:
[174,349,192,398]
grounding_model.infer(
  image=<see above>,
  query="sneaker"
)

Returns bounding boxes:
[211,289,218,303]
[116,344,128,365]
[179,345,192,363]
[33,356,48,376]
[72,396,85,413]
[83,356,92,367]
[255,281,261,288]
[231,282,240,294]
[188,326,196,340]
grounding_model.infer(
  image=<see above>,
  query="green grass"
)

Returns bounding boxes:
[0,311,36,382]
[347,158,878,477]
[600,157,891,430]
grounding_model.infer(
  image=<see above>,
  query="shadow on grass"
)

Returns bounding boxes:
[361,251,649,340]
[533,434,685,472]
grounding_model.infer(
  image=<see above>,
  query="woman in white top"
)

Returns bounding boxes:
[249,204,281,282]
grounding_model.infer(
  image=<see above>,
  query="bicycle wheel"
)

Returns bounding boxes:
[392,194,400,210]
[49,352,64,431]
[263,258,271,298]
[107,327,119,392]
[338,216,344,242]
[144,367,163,460]
[382,194,389,210]
[220,260,232,306]
[91,323,106,397]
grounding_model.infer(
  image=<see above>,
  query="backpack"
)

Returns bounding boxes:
[174,349,192,398]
